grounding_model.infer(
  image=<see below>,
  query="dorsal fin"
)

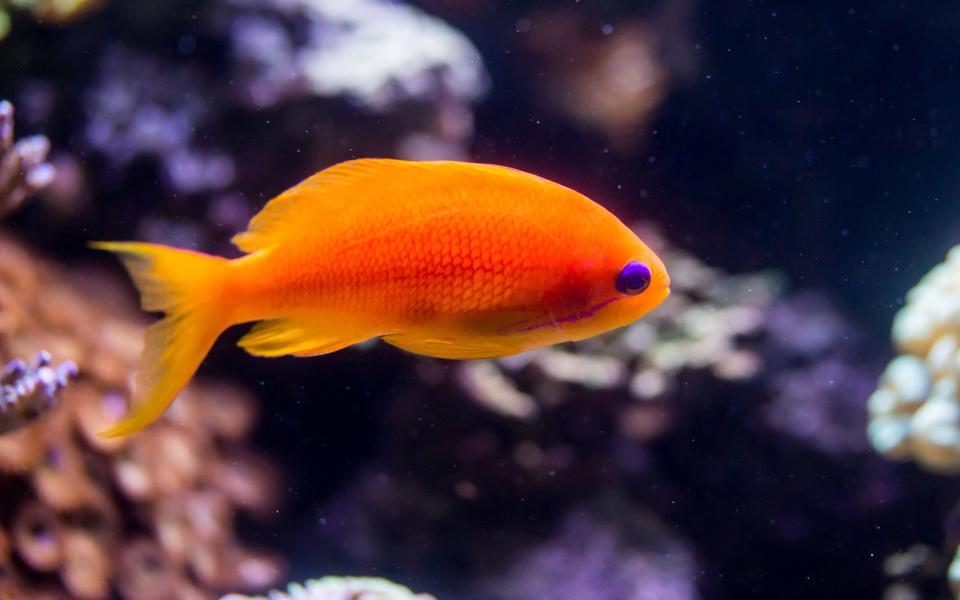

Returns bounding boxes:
[230,159,557,253]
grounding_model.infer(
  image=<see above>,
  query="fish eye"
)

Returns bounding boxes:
[616,261,652,296]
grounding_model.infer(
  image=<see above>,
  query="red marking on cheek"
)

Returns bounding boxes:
[543,273,594,311]
[496,296,622,336]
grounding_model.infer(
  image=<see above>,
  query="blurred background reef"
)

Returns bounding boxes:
[2,0,960,599]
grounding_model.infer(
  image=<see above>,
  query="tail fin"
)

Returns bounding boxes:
[90,242,231,438]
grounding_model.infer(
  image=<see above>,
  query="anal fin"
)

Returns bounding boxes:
[380,333,516,360]
[238,318,366,357]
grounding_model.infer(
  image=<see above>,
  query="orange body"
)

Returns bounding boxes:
[94,159,670,436]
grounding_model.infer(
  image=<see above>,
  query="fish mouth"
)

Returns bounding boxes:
[655,286,671,308]
[639,286,669,317]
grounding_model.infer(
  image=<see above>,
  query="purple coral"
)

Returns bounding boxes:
[0,351,77,434]
[757,293,877,456]
[763,358,874,455]
[0,100,55,218]
[82,47,235,194]
[479,507,700,600]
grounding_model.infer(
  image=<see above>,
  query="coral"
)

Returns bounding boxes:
[67,0,487,250]
[758,292,876,455]
[867,245,960,473]
[300,471,704,600]
[867,245,960,599]
[762,357,874,455]
[227,0,487,113]
[521,2,696,151]
[0,351,76,434]
[476,502,700,600]
[220,576,436,600]
[0,233,284,598]
[0,100,55,218]
[1,4,930,598]
[222,0,486,164]
[82,48,236,195]
[526,17,667,151]
[881,543,949,600]
[82,0,487,178]
[950,544,960,598]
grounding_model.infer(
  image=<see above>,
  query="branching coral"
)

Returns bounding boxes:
[868,245,960,473]
[220,576,437,600]
[0,350,76,434]
[0,233,284,598]
[0,100,55,218]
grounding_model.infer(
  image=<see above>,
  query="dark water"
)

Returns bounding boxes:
[465,1,960,333]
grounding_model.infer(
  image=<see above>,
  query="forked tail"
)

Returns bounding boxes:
[90,242,231,438]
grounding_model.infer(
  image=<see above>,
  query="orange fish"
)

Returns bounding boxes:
[92,159,670,437]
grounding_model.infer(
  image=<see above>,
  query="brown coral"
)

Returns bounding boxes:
[522,4,696,152]
[0,233,285,598]
[11,501,62,572]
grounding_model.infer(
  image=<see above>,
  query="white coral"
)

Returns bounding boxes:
[868,245,960,472]
[298,0,486,111]
[231,0,487,112]
[220,576,436,600]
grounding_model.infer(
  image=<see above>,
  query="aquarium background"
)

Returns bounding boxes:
[1,0,960,598]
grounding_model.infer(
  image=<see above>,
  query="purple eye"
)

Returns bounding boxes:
[616,261,652,296]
